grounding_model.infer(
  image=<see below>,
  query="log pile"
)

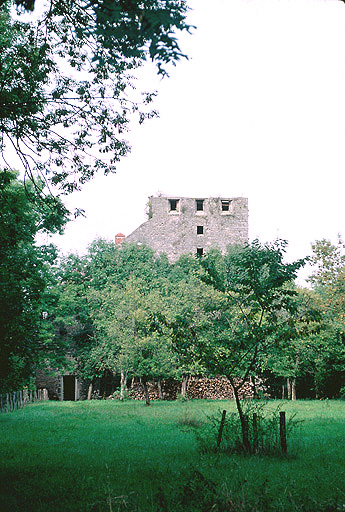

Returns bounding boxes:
[127,376,266,401]
[130,379,180,401]
[187,376,234,400]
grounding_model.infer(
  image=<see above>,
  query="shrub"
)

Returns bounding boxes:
[108,388,135,401]
[176,409,203,429]
[189,401,302,455]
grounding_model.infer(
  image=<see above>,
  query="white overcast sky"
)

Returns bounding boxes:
[48,0,345,282]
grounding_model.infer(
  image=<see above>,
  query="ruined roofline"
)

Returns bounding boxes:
[148,195,246,200]
[120,195,248,262]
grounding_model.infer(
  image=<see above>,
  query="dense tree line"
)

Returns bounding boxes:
[28,235,308,403]
[4,174,345,450]
[0,170,66,390]
[2,172,345,405]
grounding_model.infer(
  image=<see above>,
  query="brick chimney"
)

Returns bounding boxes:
[115,233,126,245]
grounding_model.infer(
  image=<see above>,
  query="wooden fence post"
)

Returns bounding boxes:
[0,387,50,414]
[216,410,227,452]
[242,415,250,452]
[252,413,258,453]
[280,411,287,453]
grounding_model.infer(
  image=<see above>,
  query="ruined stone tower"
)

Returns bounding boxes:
[124,196,248,261]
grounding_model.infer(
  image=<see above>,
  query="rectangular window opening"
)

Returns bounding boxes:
[196,247,204,256]
[221,200,230,211]
[169,199,179,212]
[197,225,204,235]
[196,199,204,211]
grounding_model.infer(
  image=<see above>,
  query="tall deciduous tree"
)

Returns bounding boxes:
[164,256,218,396]
[198,241,305,451]
[307,238,345,396]
[89,276,176,405]
[0,169,66,391]
[50,241,175,399]
[262,288,323,400]
[309,237,345,288]
[0,0,192,215]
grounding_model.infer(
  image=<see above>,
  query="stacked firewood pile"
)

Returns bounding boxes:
[128,376,264,401]
[130,379,180,401]
[187,376,234,399]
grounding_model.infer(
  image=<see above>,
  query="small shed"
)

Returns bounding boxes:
[57,375,81,401]
[36,370,84,401]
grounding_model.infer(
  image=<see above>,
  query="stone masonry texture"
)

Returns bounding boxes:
[125,196,248,260]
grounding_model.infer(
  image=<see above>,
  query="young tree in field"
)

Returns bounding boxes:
[309,237,345,288]
[86,239,170,290]
[89,276,176,404]
[262,288,323,400]
[307,238,345,396]
[198,241,305,451]
[164,255,219,396]
[0,0,192,214]
[50,241,174,397]
[0,170,66,391]
[48,252,95,388]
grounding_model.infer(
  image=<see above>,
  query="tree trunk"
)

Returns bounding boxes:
[252,376,256,399]
[291,378,297,401]
[87,382,93,400]
[315,376,320,399]
[157,379,163,400]
[181,375,188,398]
[287,378,291,400]
[291,354,299,401]
[281,383,285,400]
[140,377,150,406]
[229,376,251,452]
[94,377,101,398]
[120,370,127,401]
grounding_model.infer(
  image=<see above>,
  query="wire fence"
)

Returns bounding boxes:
[0,388,49,414]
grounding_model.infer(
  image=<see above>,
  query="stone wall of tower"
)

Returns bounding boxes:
[125,196,248,261]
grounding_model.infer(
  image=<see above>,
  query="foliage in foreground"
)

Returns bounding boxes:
[186,402,301,456]
[0,0,192,212]
[46,239,307,410]
[0,170,65,391]
[4,218,345,407]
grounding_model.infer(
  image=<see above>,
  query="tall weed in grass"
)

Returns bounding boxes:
[184,401,302,455]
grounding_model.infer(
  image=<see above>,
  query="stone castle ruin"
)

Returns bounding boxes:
[123,196,248,260]
[38,195,253,401]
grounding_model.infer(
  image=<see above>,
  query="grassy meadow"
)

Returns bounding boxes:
[1,399,345,512]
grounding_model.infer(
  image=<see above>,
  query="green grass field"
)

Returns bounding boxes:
[1,399,345,512]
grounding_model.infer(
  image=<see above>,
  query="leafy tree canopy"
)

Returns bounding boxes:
[0,0,192,214]
[0,169,66,391]
[309,237,345,288]
[307,238,345,396]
